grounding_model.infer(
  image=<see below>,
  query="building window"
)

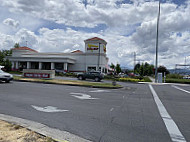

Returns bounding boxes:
[31,62,39,69]
[55,63,64,70]
[87,66,96,72]
[99,67,101,72]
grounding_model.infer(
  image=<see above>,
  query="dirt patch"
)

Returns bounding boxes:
[0,120,55,142]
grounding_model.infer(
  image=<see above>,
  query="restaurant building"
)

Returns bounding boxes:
[7,37,109,73]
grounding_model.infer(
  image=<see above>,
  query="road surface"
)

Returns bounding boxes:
[0,81,189,142]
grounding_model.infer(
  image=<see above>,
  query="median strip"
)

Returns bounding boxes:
[13,76,122,89]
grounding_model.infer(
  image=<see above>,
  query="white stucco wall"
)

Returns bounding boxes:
[8,37,109,73]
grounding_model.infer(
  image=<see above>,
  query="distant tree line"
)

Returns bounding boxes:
[135,62,169,76]
[110,63,121,74]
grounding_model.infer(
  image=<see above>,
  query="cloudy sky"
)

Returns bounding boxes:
[0,0,189,69]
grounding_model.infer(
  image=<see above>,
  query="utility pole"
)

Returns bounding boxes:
[97,43,101,72]
[155,0,161,83]
[134,52,136,73]
[26,41,28,47]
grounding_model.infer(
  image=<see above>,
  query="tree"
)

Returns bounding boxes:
[115,63,121,74]
[134,62,154,76]
[110,63,115,71]
[14,43,20,48]
[0,50,12,71]
[158,66,170,75]
[0,51,5,65]
[134,63,140,73]
[144,62,149,76]
[139,63,145,76]
[2,59,12,72]
[148,64,154,75]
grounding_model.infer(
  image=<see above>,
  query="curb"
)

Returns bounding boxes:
[13,79,122,89]
[0,113,91,142]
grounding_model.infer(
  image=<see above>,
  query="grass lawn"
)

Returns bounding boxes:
[13,76,122,88]
[166,78,190,84]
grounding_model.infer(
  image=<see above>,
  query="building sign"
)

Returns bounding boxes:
[103,45,106,53]
[87,44,99,51]
[24,73,50,78]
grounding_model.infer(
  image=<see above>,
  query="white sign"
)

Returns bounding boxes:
[70,93,99,100]
[32,105,69,113]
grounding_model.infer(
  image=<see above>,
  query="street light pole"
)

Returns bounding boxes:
[134,52,136,74]
[155,0,161,83]
[97,43,101,72]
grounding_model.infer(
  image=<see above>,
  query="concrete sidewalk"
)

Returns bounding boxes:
[148,76,155,83]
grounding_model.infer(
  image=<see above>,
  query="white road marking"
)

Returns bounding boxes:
[110,108,114,112]
[149,84,186,142]
[70,93,99,100]
[32,105,69,113]
[89,90,110,93]
[172,85,190,94]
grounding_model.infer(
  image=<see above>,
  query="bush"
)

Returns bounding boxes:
[116,77,143,82]
[166,78,190,84]
[55,72,77,77]
[104,75,115,80]
[65,72,77,77]
[166,74,183,79]
[143,77,152,82]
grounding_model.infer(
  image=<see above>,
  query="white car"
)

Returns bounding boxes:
[0,69,13,83]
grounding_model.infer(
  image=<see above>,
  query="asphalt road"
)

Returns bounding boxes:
[0,81,189,142]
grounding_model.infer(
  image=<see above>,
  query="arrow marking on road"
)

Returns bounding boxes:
[89,90,110,93]
[70,93,99,100]
[31,105,69,113]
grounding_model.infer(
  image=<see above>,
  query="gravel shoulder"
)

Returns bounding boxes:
[0,120,55,142]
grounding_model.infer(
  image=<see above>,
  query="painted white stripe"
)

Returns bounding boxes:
[149,84,186,142]
[172,85,190,94]
[110,108,114,112]
[89,90,110,93]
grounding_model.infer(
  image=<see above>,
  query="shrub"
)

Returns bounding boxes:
[166,78,190,84]
[166,74,183,79]
[116,77,143,82]
[104,75,115,80]
[143,77,152,82]
[55,72,77,77]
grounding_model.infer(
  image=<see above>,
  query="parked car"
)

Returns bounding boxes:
[183,76,190,79]
[0,69,13,83]
[77,71,104,82]
[55,69,66,74]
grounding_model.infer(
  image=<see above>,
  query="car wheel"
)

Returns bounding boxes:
[95,77,100,82]
[5,80,10,83]
[78,76,83,80]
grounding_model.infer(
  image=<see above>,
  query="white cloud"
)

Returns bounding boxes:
[3,18,19,28]
[0,0,190,69]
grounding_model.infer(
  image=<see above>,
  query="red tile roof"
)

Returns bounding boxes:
[71,50,83,53]
[85,37,105,41]
[12,47,38,52]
